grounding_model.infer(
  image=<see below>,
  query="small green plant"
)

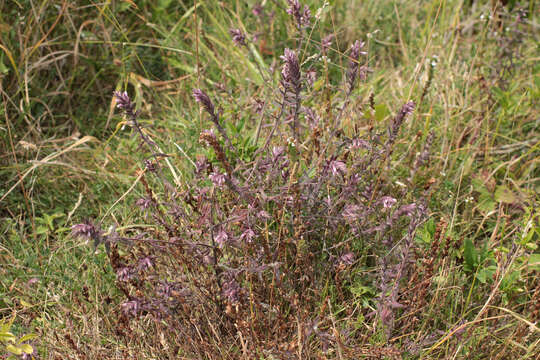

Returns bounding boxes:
[0,315,36,359]
[463,237,497,284]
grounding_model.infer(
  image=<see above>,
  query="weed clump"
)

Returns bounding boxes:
[73,3,434,358]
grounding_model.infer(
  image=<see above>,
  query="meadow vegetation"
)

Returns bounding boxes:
[0,0,539,359]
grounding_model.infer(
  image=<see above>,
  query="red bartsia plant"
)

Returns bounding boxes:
[74,3,433,357]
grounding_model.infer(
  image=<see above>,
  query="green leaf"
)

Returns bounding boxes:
[5,344,23,355]
[471,178,492,196]
[116,1,131,12]
[1,317,15,332]
[19,343,34,354]
[0,331,16,343]
[36,225,49,235]
[374,104,389,122]
[166,57,195,74]
[529,254,540,271]
[351,284,375,297]
[476,269,488,283]
[18,333,38,343]
[476,265,496,284]
[494,185,517,204]
[158,0,173,9]
[313,78,325,91]
[464,238,477,272]
[0,54,8,74]
[55,226,71,234]
[477,193,496,213]
[501,270,521,292]
[20,300,32,308]
[416,218,435,244]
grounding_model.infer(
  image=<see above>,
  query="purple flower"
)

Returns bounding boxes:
[193,88,215,116]
[379,303,394,328]
[304,107,320,128]
[195,156,210,175]
[401,101,415,115]
[321,34,333,53]
[252,3,263,17]
[229,28,246,47]
[287,0,311,27]
[256,210,270,220]
[280,48,301,91]
[380,196,397,209]
[121,299,141,317]
[71,221,100,240]
[117,267,135,282]
[350,138,369,150]
[342,204,363,221]
[222,277,241,303]
[138,256,154,271]
[272,146,285,160]
[306,68,317,87]
[209,172,226,187]
[328,160,347,176]
[215,229,229,246]
[346,40,367,93]
[339,252,356,266]
[396,203,417,217]
[239,228,256,243]
[113,91,132,110]
[387,101,415,148]
[253,98,265,114]
[135,197,152,210]
[113,91,137,119]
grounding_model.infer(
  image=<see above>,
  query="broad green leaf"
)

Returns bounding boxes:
[0,332,16,342]
[5,344,23,355]
[471,178,491,196]
[501,270,521,291]
[19,343,34,354]
[374,104,389,122]
[476,265,496,284]
[36,226,49,235]
[477,193,496,213]
[494,185,517,204]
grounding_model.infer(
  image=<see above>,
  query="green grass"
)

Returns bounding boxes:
[1,0,539,358]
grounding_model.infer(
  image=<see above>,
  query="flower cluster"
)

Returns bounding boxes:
[286,0,311,28]
[229,28,246,47]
